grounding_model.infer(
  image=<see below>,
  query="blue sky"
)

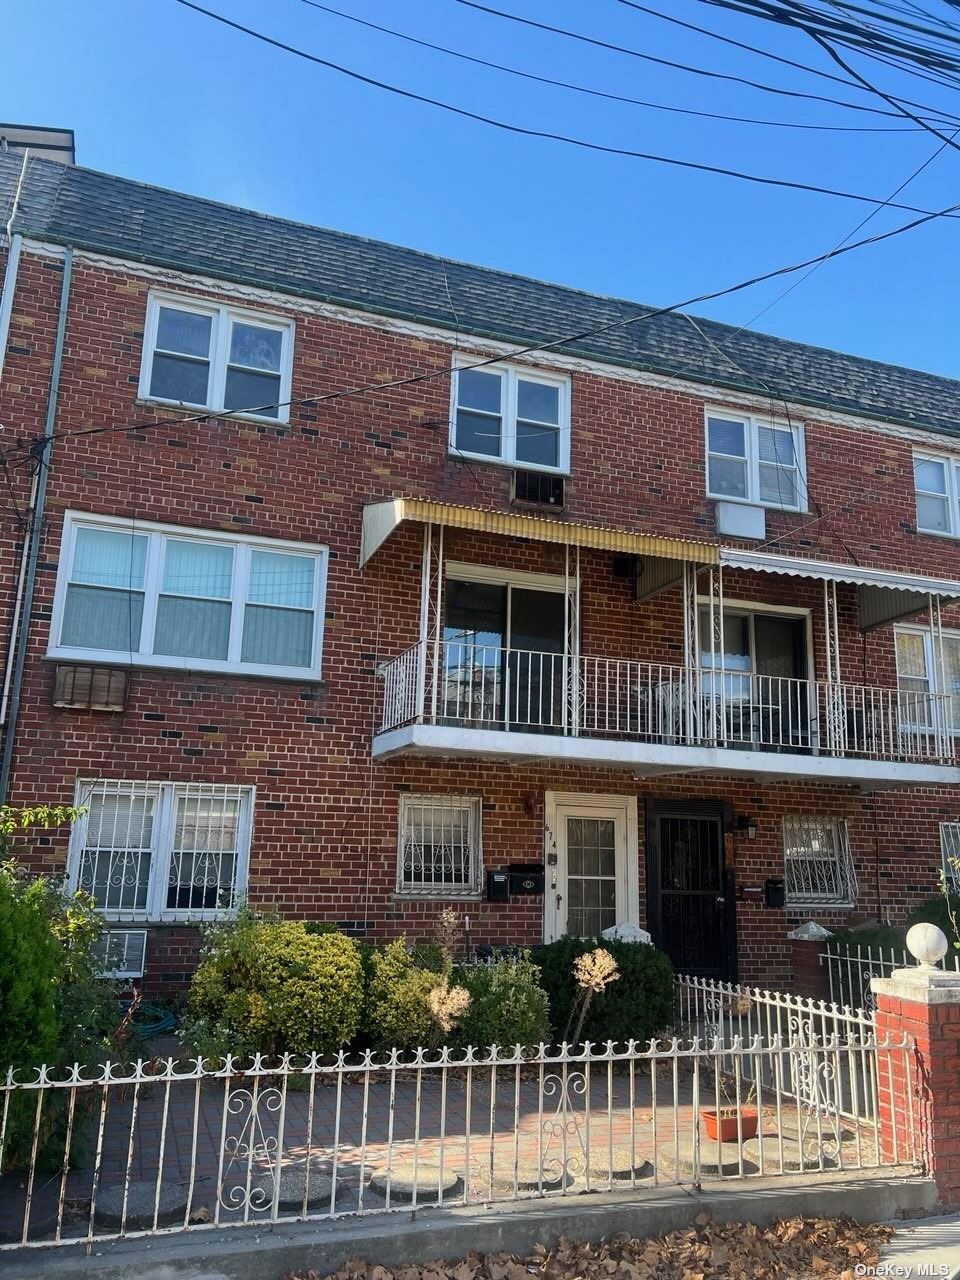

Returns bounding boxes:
[5,0,959,376]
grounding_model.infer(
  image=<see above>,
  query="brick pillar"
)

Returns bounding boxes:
[872,925,960,1208]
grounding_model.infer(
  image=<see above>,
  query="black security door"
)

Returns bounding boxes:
[646,803,735,980]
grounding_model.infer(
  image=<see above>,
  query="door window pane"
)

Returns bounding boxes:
[897,631,932,725]
[566,817,617,938]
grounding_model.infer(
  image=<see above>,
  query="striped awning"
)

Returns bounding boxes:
[360,498,719,567]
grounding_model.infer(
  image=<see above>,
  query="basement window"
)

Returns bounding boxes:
[397,794,483,897]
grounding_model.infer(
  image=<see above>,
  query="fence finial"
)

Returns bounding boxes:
[906,922,949,970]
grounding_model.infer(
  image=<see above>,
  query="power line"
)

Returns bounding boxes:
[457,0,960,123]
[18,188,960,465]
[291,0,922,131]
[171,0,960,220]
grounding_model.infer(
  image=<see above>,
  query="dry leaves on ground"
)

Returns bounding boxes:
[287,1214,894,1280]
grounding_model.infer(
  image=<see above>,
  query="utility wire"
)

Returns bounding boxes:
[14,188,960,466]
[457,0,960,122]
[171,0,960,220]
[291,0,922,131]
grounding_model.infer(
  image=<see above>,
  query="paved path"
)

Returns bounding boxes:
[881,1214,960,1279]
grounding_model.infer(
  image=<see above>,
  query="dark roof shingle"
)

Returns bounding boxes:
[3,150,958,438]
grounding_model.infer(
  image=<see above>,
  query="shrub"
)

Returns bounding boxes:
[364,939,439,1053]
[0,861,116,1171]
[186,912,363,1060]
[451,952,550,1051]
[531,936,675,1048]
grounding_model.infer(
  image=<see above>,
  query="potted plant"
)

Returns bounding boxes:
[700,1078,759,1143]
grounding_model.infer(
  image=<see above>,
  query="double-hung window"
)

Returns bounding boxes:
[895,627,960,730]
[783,817,857,907]
[141,293,293,421]
[914,453,960,536]
[67,780,254,922]
[397,794,483,897]
[451,361,570,473]
[49,513,327,679]
[705,411,805,511]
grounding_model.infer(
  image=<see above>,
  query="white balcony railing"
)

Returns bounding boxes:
[378,640,957,765]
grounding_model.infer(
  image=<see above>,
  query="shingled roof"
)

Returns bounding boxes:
[2,150,958,438]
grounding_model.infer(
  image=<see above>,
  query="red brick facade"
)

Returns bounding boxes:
[1,235,959,992]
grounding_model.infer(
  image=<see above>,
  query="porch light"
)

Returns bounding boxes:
[736,815,757,839]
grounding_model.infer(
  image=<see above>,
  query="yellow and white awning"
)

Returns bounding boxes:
[360,498,718,567]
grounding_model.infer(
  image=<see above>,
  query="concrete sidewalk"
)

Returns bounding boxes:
[880,1213,960,1279]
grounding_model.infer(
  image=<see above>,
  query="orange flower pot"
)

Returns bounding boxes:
[701,1107,759,1143]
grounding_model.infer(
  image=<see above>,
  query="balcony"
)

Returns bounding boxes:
[373,640,960,786]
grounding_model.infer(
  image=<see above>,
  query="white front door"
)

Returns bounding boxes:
[544,793,639,942]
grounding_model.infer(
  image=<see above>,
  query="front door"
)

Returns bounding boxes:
[544,793,639,941]
[646,803,734,980]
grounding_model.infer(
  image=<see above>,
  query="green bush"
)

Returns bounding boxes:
[186,912,363,1060]
[0,861,115,1171]
[531,937,674,1048]
[829,896,960,955]
[451,953,550,1051]
[364,939,438,1054]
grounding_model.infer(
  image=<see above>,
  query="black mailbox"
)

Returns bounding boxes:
[508,863,545,895]
[487,869,510,902]
[764,877,786,909]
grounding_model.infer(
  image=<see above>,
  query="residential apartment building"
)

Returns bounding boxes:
[1,147,959,990]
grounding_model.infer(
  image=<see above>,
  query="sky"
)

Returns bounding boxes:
[4,0,960,377]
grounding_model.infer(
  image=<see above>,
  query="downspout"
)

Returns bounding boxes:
[0,148,29,383]
[0,247,73,805]
[0,150,31,727]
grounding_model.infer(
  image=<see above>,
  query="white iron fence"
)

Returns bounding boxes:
[378,640,956,764]
[822,938,960,1013]
[0,1027,917,1252]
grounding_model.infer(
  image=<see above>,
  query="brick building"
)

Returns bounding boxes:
[1,147,959,991]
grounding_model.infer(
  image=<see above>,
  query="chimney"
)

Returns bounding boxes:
[0,123,75,165]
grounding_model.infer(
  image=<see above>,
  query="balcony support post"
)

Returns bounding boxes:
[682,563,700,745]
[823,580,845,754]
[706,564,725,745]
[564,544,581,737]
[417,523,444,725]
[929,593,949,759]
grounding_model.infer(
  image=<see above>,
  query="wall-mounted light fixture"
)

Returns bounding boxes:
[736,815,757,839]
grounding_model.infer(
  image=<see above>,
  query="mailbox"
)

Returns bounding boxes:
[508,863,545,896]
[487,870,510,902]
[764,877,786,909]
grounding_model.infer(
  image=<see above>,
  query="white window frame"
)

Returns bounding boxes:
[783,816,857,908]
[139,292,295,423]
[894,624,960,734]
[704,408,807,512]
[940,822,960,893]
[67,780,255,923]
[913,451,960,538]
[47,511,328,680]
[396,793,483,899]
[449,357,571,474]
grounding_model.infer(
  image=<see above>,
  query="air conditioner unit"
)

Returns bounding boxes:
[512,469,565,507]
[53,665,128,711]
